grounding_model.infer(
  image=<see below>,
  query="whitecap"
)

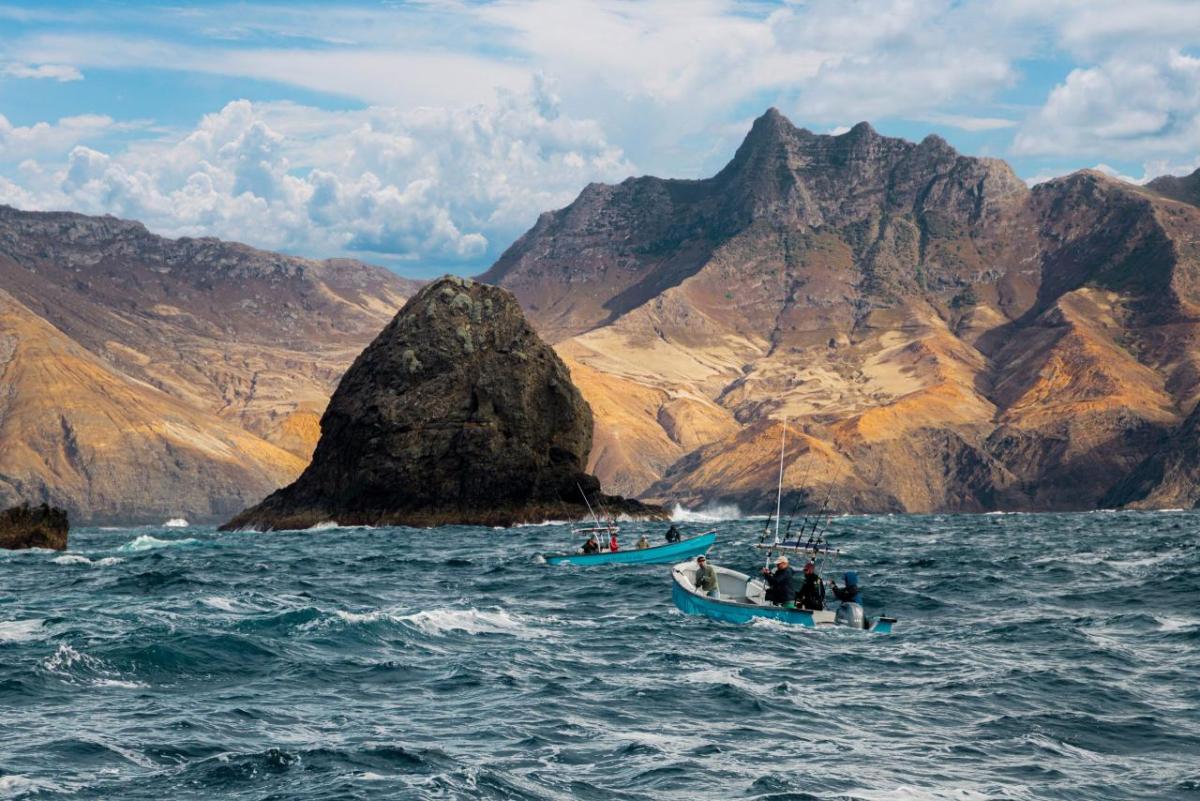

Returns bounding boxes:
[92,678,150,689]
[671,503,742,522]
[358,772,393,781]
[202,596,253,614]
[53,554,92,565]
[1156,614,1199,632]
[0,775,65,796]
[0,618,44,643]
[95,556,124,566]
[396,607,550,638]
[335,609,386,624]
[119,534,198,551]
[42,642,95,672]
[163,517,189,527]
[681,666,759,693]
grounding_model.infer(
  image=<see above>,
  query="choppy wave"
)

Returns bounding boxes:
[395,607,550,638]
[2,513,1197,800]
[670,502,743,522]
[119,534,199,551]
[0,618,44,643]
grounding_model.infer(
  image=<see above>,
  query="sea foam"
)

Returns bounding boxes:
[119,534,198,551]
[671,503,743,522]
[0,618,44,643]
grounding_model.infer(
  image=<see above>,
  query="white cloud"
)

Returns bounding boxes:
[0,113,116,160]
[0,85,634,269]
[1,62,82,81]
[1014,51,1200,157]
[913,113,1017,132]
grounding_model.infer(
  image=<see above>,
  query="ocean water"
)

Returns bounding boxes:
[1,511,1197,801]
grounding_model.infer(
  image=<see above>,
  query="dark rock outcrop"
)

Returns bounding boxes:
[0,503,69,550]
[222,276,664,529]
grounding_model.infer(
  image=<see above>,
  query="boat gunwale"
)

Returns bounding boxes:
[543,531,716,565]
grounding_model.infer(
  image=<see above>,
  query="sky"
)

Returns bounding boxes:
[0,1,1199,277]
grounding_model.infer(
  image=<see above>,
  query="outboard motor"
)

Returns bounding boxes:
[835,602,865,629]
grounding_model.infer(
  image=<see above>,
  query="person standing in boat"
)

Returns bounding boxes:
[581,534,600,554]
[829,571,862,604]
[762,556,797,608]
[608,531,619,552]
[694,555,720,599]
[636,534,651,549]
[798,560,825,611]
[664,524,681,543]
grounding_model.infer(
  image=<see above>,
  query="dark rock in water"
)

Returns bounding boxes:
[222,276,664,530]
[0,503,69,550]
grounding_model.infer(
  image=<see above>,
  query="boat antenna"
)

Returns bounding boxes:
[774,416,787,544]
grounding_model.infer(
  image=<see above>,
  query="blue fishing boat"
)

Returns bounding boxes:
[544,531,716,566]
[671,560,895,632]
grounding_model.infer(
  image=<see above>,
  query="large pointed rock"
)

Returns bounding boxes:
[222,276,663,529]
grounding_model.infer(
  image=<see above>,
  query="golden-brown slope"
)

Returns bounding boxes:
[0,289,306,523]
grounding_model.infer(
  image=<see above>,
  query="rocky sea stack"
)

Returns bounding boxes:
[222,276,664,530]
[0,503,69,550]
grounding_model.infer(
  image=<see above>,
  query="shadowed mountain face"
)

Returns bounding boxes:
[0,207,419,523]
[484,109,1200,512]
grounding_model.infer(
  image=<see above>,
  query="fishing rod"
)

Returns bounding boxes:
[759,417,789,576]
[576,482,604,537]
[780,446,818,542]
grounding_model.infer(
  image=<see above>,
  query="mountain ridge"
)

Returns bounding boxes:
[484,108,1200,512]
[0,205,420,523]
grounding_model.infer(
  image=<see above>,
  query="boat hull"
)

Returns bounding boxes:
[671,561,895,632]
[545,532,716,566]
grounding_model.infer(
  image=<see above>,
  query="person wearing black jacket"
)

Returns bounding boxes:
[798,560,825,611]
[664,524,681,543]
[761,556,797,608]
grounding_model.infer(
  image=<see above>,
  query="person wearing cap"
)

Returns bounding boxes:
[581,534,600,554]
[761,555,797,608]
[694,555,720,599]
[664,524,682,543]
[798,559,825,611]
[636,534,651,549]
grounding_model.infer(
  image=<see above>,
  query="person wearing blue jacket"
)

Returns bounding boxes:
[829,571,861,604]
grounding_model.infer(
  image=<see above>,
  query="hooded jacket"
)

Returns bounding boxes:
[831,571,861,604]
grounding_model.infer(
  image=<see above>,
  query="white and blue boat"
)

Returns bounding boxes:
[544,530,716,566]
[671,559,896,633]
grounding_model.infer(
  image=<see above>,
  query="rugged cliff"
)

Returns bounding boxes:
[223,277,663,529]
[0,206,418,523]
[484,109,1200,512]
